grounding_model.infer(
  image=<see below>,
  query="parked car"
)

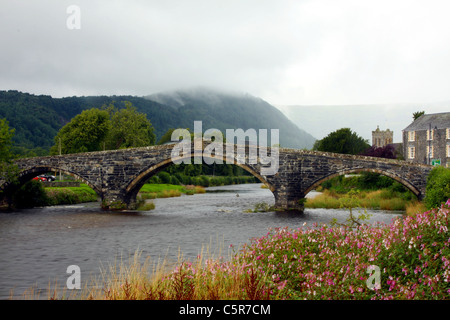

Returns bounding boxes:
[33,174,56,182]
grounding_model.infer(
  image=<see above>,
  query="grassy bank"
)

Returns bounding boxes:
[41,183,206,209]
[45,184,98,205]
[306,189,426,215]
[22,200,450,300]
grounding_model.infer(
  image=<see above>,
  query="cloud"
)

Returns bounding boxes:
[1,0,450,108]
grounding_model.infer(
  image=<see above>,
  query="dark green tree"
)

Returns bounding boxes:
[105,102,156,149]
[50,108,110,154]
[413,111,425,121]
[424,166,450,209]
[0,118,19,186]
[314,128,370,155]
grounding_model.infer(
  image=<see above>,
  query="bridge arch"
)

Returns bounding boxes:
[2,165,101,197]
[303,167,422,198]
[124,154,275,206]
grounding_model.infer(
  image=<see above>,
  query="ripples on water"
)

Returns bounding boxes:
[0,184,402,299]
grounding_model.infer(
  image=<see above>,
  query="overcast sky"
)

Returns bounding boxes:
[1,0,449,139]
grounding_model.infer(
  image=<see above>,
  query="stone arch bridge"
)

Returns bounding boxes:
[1,142,433,211]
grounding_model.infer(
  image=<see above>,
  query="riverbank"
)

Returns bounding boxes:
[305,189,427,216]
[25,199,450,300]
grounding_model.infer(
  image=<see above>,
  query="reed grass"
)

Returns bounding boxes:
[306,189,415,212]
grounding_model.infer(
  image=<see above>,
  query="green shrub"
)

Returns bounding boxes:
[424,166,450,209]
[157,172,171,184]
[13,180,49,208]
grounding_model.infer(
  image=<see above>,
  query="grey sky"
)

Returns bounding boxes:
[1,0,449,137]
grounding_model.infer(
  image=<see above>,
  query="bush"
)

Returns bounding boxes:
[424,166,450,209]
[157,172,171,184]
[13,180,49,208]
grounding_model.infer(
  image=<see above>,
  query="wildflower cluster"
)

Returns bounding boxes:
[237,201,450,299]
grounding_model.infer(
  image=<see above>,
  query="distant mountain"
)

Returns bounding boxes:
[0,88,316,153]
[145,87,316,149]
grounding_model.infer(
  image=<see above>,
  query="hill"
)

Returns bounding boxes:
[145,87,316,149]
[0,88,316,154]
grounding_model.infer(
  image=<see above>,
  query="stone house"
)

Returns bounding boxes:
[372,126,393,147]
[402,112,450,167]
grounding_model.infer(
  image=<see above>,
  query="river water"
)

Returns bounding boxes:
[0,183,402,299]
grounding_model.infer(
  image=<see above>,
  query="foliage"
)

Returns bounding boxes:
[320,172,411,195]
[0,118,19,187]
[45,184,98,205]
[12,180,50,208]
[424,166,450,210]
[105,102,156,149]
[360,144,397,159]
[314,128,370,155]
[413,111,425,121]
[50,108,110,154]
[306,189,412,211]
[49,102,156,154]
[237,203,450,300]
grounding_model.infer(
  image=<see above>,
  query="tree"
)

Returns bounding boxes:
[424,166,450,209]
[157,128,176,145]
[314,128,370,155]
[360,144,396,159]
[0,118,19,187]
[50,108,110,154]
[0,118,15,162]
[413,111,425,121]
[105,102,156,149]
[50,102,156,154]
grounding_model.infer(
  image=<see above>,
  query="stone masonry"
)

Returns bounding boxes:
[1,142,433,211]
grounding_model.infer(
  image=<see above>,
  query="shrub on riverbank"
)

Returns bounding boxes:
[424,166,450,210]
[12,180,50,208]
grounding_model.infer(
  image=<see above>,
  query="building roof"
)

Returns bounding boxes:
[403,112,450,131]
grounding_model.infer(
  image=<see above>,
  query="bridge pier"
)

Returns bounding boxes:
[101,191,136,211]
[273,188,305,212]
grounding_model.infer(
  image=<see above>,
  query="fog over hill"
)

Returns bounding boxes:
[145,87,316,149]
[0,88,316,153]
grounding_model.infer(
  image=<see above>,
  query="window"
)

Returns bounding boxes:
[427,145,434,158]
[426,129,434,141]
[408,131,415,141]
[446,128,450,139]
[447,144,450,157]
[408,146,415,159]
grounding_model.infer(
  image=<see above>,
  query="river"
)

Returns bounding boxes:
[0,183,403,299]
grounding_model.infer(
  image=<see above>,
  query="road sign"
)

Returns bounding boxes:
[431,159,441,166]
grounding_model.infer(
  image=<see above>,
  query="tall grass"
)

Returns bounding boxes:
[306,189,413,211]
